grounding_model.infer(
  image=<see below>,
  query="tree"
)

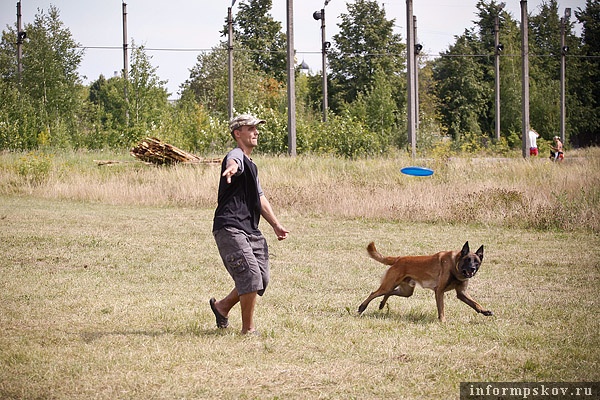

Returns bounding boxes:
[495,9,522,137]
[571,0,600,146]
[416,58,443,140]
[432,0,576,144]
[89,74,127,128]
[182,43,285,119]
[87,43,170,147]
[530,0,562,69]
[529,0,565,139]
[0,5,84,148]
[233,0,287,81]
[328,0,405,110]
[87,74,129,148]
[167,89,228,154]
[433,29,490,141]
[343,68,400,150]
[126,43,169,144]
[474,0,522,137]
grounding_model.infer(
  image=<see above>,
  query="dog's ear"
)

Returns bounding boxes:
[461,241,470,256]
[475,245,484,261]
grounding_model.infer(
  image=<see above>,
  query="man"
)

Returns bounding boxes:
[209,114,289,335]
[528,128,540,156]
[550,136,564,162]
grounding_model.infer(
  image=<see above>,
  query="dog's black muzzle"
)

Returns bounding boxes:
[461,265,478,278]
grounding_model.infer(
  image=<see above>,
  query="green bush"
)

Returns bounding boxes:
[506,130,522,149]
[15,152,53,185]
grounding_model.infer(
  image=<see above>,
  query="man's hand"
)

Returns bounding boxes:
[222,159,239,184]
[259,195,288,241]
[273,224,290,241]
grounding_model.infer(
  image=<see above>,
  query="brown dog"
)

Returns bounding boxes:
[357,241,492,322]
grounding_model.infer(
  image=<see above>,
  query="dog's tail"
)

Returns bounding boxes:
[367,242,397,266]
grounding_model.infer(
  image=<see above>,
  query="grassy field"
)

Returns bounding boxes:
[0,149,599,399]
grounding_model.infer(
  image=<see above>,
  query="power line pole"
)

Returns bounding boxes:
[286,0,296,156]
[493,4,505,141]
[406,0,416,159]
[16,1,25,84]
[313,4,329,122]
[414,15,420,133]
[227,1,237,120]
[520,0,530,159]
[560,8,571,145]
[122,2,129,126]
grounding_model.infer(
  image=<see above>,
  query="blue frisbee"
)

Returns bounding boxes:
[401,166,434,176]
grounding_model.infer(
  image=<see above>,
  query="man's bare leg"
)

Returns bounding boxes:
[215,288,239,317]
[239,291,258,334]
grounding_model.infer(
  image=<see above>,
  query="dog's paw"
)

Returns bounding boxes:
[481,310,493,316]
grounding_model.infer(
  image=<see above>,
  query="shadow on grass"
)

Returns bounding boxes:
[80,325,231,343]
[362,305,438,324]
[80,330,167,343]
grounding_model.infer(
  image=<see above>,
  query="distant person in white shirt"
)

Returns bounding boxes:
[528,128,539,156]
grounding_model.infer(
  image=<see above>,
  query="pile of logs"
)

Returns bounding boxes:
[130,137,212,165]
[94,138,221,166]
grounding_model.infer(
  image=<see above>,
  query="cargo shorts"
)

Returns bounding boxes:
[213,226,269,296]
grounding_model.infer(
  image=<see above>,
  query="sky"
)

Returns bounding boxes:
[1,0,586,99]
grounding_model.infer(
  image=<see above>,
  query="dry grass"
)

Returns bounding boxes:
[1,147,599,232]
[0,149,599,399]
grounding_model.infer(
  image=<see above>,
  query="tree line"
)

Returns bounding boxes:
[0,0,598,157]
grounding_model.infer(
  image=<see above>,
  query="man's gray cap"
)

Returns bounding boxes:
[229,114,266,132]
